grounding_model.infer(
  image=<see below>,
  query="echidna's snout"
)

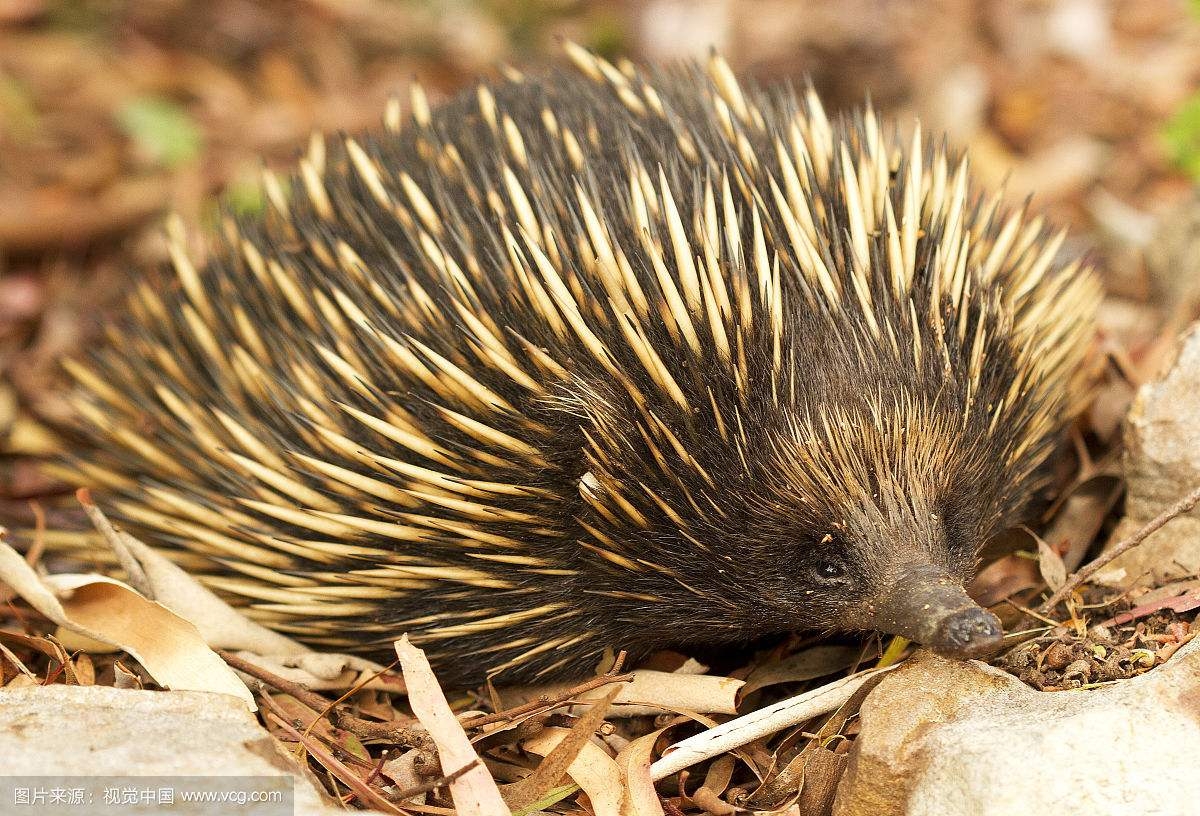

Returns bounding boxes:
[932,605,1003,658]
[868,563,1003,659]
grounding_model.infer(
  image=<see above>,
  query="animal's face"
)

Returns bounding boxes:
[566,385,1009,657]
[766,474,1003,656]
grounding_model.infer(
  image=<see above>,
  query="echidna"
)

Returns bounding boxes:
[63,46,1100,687]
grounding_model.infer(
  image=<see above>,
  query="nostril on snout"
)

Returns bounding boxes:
[935,608,1004,658]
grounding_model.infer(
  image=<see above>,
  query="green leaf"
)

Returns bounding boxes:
[117,96,203,168]
[1163,92,1200,181]
[510,783,579,816]
[224,174,268,217]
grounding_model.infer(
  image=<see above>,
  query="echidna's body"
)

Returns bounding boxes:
[67,48,1099,686]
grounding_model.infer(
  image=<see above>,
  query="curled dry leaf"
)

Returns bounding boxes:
[395,635,509,816]
[617,726,670,816]
[0,629,75,676]
[0,540,254,708]
[504,668,743,718]
[0,638,38,682]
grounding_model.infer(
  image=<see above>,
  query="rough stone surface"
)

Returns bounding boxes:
[1146,195,1200,315]
[0,685,345,815]
[1097,322,1200,587]
[833,637,1200,816]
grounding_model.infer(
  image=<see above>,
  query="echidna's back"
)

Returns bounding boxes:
[65,47,1099,686]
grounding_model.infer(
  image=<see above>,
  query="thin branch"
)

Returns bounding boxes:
[1037,483,1200,615]
[218,649,425,745]
[390,761,479,803]
[649,666,897,782]
[459,662,634,729]
[261,697,408,815]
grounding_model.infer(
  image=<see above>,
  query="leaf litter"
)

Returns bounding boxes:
[4,1,1200,813]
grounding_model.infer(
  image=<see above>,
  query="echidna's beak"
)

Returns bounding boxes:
[868,563,1003,659]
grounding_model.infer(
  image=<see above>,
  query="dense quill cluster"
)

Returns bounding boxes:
[65,46,1100,686]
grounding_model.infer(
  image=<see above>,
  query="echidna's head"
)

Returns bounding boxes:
[558,276,1061,660]
[565,365,1018,659]
[754,425,1008,659]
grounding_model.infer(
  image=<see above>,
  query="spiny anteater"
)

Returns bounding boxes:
[63,46,1100,687]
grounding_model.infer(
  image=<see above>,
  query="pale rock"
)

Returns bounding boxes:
[0,685,346,815]
[833,637,1200,816]
[1096,323,1200,587]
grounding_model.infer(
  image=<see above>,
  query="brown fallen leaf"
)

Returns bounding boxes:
[969,553,1042,608]
[504,689,618,811]
[522,725,622,816]
[618,724,671,816]
[796,749,849,816]
[1035,532,1068,593]
[740,645,865,699]
[0,540,254,708]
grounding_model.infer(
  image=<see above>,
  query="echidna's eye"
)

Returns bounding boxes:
[814,561,848,584]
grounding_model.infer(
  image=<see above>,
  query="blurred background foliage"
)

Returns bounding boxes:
[1,0,1199,523]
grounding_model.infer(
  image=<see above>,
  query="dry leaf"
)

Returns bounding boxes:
[969,553,1042,608]
[1035,534,1068,592]
[518,709,622,816]
[503,690,614,807]
[395,635,509,816]
[381,750,427,804]
[617,726,669,816]
[795,749,847,816]
[0,541,254,708]
[506,668,743,718]
[740,645,863,697]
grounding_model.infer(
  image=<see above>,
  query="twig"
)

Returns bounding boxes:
[261,697,408,815]
[218,649,425,745]
[300,656,404,743]
[390,760,480,801]
[1002,600,1061,628]
[219,649,342,711]
[1037,484,1200,615]
[649,666,897,782]
[459,665,634,728]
